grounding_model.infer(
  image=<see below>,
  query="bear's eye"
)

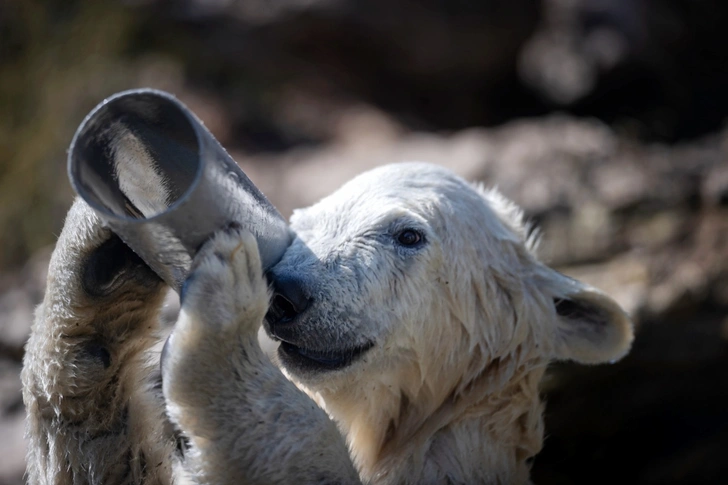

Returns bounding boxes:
[396,229,423,247]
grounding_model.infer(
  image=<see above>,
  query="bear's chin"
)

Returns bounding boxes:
[277,340,374,373]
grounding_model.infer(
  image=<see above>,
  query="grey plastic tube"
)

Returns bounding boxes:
[68,89,292,290]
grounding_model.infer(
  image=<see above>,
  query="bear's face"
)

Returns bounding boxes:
[265,163,510,388]
[264,163,633,392]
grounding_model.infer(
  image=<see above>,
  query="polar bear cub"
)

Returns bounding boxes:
[23,162,632,485]
[162,162,633,484]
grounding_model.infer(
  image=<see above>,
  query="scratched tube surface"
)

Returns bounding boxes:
[68,89,292,290]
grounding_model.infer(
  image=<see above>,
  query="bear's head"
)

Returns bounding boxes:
[264,162,633,400]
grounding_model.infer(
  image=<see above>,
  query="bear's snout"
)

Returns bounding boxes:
[266,271,312,325]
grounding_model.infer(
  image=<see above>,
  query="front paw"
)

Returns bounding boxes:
[161,226,271,432]
[47,198,162,304]
[181,224,270,334]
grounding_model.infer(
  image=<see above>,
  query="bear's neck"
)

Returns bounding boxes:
[319,363,546,484]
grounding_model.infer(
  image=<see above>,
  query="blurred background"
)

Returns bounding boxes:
[1,0,727,483]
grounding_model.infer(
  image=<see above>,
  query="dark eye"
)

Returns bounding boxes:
[396,229,422,246]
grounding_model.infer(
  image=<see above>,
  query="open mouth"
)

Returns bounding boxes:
[278,340,374,372]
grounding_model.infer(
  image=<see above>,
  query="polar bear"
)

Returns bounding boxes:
[22,162,632,485]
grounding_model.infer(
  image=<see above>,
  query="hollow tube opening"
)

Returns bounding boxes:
[69,90,202,221]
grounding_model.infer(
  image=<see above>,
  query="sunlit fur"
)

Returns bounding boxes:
[22,162,632,485]
[270,162,632,483]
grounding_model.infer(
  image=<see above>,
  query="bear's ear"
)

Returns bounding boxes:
[539,269,633,364]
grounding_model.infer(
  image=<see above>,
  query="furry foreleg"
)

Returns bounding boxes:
[22,199,175,485]
[162,225,361,485]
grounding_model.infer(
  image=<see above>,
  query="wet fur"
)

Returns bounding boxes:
[23,163,633,484]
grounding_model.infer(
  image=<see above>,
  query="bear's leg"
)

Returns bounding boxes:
[22,198,175,485]
[162,225,360,485]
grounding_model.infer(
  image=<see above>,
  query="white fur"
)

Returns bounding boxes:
[23,162,633,485]
[108,121,171,217]
[260,162,632,483]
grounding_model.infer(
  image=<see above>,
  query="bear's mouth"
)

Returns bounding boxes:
[277,340,374,372]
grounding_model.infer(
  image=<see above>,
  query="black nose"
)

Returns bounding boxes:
[267,272,312,324]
